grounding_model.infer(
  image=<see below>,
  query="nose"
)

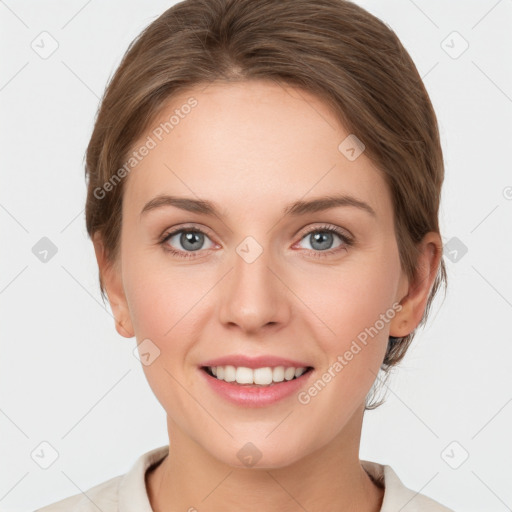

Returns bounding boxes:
[218,245,291,335]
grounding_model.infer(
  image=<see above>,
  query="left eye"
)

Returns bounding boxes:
[295,227,349,252]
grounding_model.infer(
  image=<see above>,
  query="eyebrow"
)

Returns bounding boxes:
[140,193,376,219]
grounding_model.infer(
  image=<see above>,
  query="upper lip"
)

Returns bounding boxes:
[200,355,313,369]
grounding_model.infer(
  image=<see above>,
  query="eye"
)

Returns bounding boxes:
[159,227,216,259]
[294,224,353,257]
[159,223,354,260]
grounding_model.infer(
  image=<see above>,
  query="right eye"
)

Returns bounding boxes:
[160,227,216,258]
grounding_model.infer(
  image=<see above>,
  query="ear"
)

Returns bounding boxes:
[389,232,443,337]
[92,232,134,339]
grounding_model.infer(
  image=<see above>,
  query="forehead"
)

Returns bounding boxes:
[123,80,391,222]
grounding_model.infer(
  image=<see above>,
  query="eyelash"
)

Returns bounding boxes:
[158,224,354,260]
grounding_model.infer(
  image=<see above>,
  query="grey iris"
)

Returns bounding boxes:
[181,232,204,251]
[310,232,333,250]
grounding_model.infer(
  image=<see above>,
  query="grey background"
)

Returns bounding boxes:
[1,0,511,510]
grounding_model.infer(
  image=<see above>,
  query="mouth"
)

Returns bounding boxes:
[200,365,314,387]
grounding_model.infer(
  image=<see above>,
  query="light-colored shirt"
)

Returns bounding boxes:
[35,445,455,511]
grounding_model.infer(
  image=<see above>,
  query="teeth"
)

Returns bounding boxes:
[207,365,308,386]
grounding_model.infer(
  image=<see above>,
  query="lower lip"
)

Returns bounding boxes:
[198,367,314,408]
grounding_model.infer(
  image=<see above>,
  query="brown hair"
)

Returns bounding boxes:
[84,0,447,409]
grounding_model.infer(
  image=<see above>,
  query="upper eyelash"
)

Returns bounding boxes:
[159,224,354,259]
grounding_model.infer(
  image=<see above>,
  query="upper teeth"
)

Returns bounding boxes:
[209,366,308,385]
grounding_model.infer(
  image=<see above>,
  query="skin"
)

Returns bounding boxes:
[93,79,442,512]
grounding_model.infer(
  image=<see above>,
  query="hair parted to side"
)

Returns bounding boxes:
[84,0,447,410]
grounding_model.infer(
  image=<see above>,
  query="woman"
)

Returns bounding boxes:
[37,0,453,510]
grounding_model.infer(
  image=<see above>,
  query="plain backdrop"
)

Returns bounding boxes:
[1,1,511,511]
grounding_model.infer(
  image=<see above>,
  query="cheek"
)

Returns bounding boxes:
[124,272,174,338]
[122,255,200,407]
[121,239,201,336]
[295,262,398,424]
[122,249,213,378]
[303,244,401,365]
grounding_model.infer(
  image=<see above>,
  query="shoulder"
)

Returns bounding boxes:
[34,474,122,512]
[34,445,169,512]
[361,459,456,512]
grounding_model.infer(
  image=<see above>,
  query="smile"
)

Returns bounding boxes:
[203,365,313,387]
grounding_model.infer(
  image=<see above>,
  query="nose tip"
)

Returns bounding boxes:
[218,248,290,333]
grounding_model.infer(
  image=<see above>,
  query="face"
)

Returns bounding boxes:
[97,80,432,469]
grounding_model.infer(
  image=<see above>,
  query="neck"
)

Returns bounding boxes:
[146,405,384,512]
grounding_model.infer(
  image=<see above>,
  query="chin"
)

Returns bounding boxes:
[209,438,307,471]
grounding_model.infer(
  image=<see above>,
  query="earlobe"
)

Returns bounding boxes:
[115,317,134,338]
[92,233,135,339]
[389,232,442,338]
